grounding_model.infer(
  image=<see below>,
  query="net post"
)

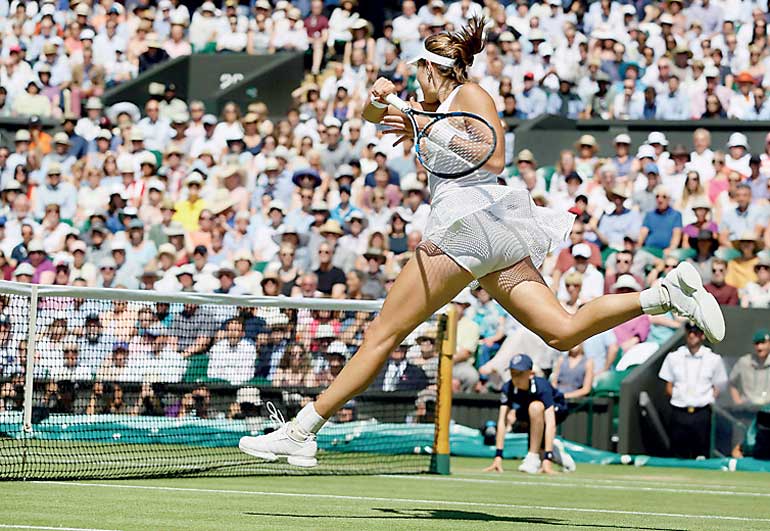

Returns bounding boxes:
[22,285,39,434]
[431,306,457,475]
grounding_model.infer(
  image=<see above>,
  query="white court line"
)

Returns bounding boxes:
[379,474,770,498]
[451,470,770,491]
[0,525,120,531]
[33,481,770,524]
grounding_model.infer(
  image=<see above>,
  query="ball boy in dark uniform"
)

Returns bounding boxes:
[484,354,575,474]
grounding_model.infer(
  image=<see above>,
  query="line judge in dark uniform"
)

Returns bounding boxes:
[658,322,728,459]
[484,354,574,475]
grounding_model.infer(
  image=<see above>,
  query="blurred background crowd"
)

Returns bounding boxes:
[0,0,768,413]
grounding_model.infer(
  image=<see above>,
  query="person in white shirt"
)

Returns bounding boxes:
[391,0,422,60]
[658,323,728,459]
[689,128,715,183]
[207,318,256,385]
[271,9,309,52]
[217,15,248,52]
[51,339,93,381]
[129,327,186,384]
[557,244,604,303]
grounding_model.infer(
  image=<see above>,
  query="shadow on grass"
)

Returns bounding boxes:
[245,507,685,530]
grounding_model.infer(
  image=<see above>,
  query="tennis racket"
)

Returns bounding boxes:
[385,93,497,179]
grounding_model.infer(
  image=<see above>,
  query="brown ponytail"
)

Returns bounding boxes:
[424,16,487,83]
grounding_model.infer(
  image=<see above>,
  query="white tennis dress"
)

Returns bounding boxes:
[424,85,576,278]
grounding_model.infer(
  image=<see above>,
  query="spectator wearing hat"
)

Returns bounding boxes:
[556,242,605,304]
[12,79,52,117]
[485,353,572,475]
[676,172,710,227]
[730,328,770,406]
[126,218,157,269]
[76,97,103,142]
[137,99,173,153]
[232,251,263,296]
[725,132,751,176]
[551,222,601,287]
[108,239,139,290]
[704,258,739,306]
[329,182,362,226]
[518,71,548,118]
[212,262,241,295]
[593,185,643,252]
[147,199,178,249]
[13,262,35,284]
[609,134,633,178]
[740,254,770,308]
[728,72,757,119]
[138,33,171,74]
[221,208,252,262]
[34,163,77,222]
[360,247,387,300]
[173,174,207,232]
[726,232,762,289]
[24,240,55,285]
[337,211,367,260]
[260,270,284,297]
[659,323,727,459]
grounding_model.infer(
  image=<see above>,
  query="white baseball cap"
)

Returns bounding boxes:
[571,243,592,259]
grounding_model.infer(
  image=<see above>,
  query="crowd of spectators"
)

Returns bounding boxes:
[0,1,768,423]
[7,1,770,120]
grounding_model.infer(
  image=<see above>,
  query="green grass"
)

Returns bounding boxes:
[2,458,770,531]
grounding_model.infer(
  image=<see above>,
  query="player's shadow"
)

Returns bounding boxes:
[246,508,684,530]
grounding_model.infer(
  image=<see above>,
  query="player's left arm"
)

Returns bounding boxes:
[452,83,506,174]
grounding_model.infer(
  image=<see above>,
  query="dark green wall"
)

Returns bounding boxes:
[102,52,304,118]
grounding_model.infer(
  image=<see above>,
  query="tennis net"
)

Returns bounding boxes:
[0,282,450,480]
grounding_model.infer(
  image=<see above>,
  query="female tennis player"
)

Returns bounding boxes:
[239,17,724,467]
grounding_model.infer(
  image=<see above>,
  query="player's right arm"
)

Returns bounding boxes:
[483,404,509,473]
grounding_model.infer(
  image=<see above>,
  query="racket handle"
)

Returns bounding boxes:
[385,94,410,112]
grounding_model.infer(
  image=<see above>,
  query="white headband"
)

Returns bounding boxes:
[408,41,456,68]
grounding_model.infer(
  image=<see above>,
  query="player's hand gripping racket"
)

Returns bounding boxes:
[384,93,497,179]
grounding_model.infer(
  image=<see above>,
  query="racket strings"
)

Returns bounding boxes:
[419,115,495,178]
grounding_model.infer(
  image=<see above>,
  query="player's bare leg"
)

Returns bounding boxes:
[480,259,724,352]
[239,243,472,466]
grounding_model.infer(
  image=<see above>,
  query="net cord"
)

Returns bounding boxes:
[0,280,384,312]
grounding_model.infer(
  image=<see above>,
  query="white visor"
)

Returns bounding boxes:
[407,41,455,68]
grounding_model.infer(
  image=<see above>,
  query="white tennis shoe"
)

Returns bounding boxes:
[660,262,725,343]
[239,403,318,468]
[553,439,576,473]
[518,452,541,474]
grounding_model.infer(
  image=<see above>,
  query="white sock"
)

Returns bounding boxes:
[293,402,327,435]
[639,285,669,315]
